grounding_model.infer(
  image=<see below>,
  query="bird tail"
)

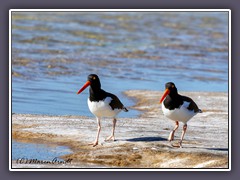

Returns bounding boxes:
[123,107,128,112]
[198,109,202,113]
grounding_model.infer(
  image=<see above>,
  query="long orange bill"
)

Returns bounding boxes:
[160,89,170,103]
[77,81,91,94]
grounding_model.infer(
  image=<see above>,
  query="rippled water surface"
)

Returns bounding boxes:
[11,11,229,117]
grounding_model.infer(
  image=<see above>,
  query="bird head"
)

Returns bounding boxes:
[77,74,101,94]
[160,82,178,103]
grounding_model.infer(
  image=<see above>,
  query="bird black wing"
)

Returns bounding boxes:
[181,95,202,113]
[105,92,128,112]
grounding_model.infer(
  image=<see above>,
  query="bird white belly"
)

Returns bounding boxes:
[162,101,196,124]
[88,97,121,118]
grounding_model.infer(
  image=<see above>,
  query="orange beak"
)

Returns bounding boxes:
[160,89,170,103]
[77,81,91,94]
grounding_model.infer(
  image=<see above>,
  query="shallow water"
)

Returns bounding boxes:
[12,140,72,161]
[11,11,229,117]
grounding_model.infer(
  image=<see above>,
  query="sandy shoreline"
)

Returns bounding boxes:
[11,90,229,169]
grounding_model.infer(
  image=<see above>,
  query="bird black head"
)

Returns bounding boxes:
[165,82,178,94]
[160,82,178,103]
[87,74,101,90]
[77,74,101,94]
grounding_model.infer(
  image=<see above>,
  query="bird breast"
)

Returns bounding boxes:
[162,101,197,123]
[88,97,121,118]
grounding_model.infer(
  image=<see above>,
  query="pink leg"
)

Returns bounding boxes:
[105,118,117,141]
[168,121,179,141]
[89,117,101,147]
[179,124,187,148]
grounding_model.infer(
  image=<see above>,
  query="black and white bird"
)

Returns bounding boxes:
[160,82,202,148]
[77,74,128,147]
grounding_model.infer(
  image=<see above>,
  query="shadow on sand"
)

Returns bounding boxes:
[205,147,228,152]
[126,136,167,142]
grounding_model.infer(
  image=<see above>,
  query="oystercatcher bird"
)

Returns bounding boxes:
[160,82,202,148]
[77,74,128,147]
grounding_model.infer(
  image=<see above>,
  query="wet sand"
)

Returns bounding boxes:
[11,90,229,169]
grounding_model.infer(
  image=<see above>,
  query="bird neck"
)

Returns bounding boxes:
[89,87,105,101]
[169,90,179,98]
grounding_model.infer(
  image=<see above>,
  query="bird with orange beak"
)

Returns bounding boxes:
[77,74,128,147]
[160,82,202,148]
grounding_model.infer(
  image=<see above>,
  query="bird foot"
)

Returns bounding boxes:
[170,141,183,148]
[105,135,115,142]
[88,141,98,147]
[168,131,175,141]
[179,141,183,148]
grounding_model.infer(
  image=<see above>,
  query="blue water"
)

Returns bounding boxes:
[11,11,229,117]
[12,140,72,161]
